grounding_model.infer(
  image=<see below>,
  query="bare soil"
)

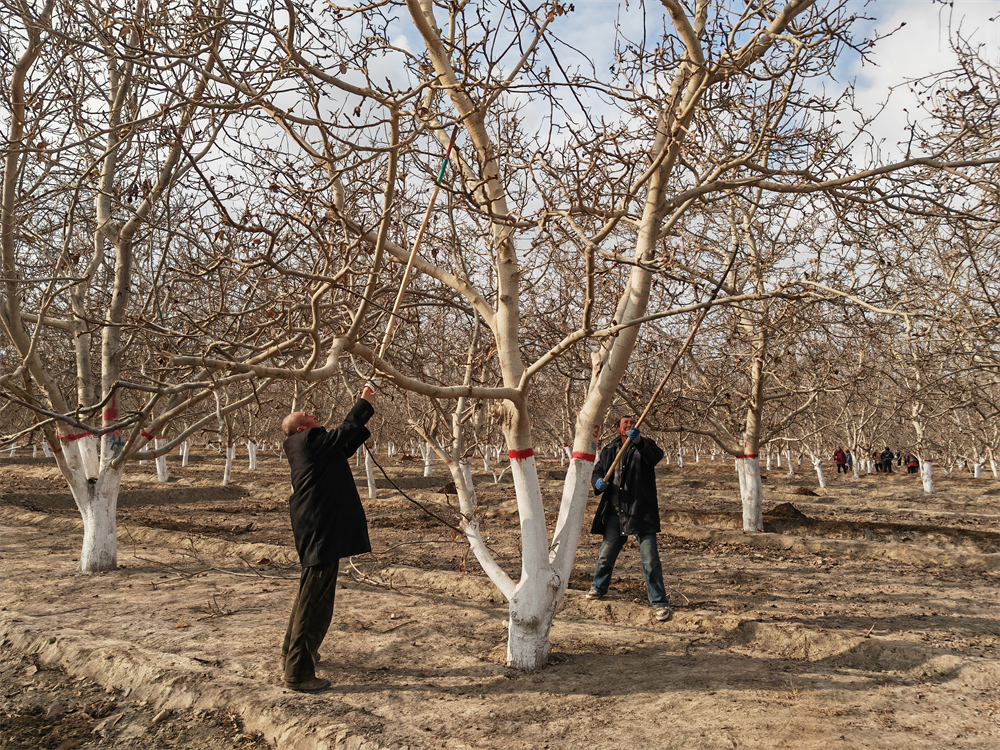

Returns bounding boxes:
[2,449,999,750]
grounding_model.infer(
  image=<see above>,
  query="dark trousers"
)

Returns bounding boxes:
[282,559,339,683]
[836,464,848,473]
[592,514,668,608]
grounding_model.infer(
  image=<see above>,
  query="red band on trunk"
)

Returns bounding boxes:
[141,431,155,441]
[735,454,759,459]
[103,407,117,421]
[60,432,90,442]
[508,448,534,460]
[571,451,596,462]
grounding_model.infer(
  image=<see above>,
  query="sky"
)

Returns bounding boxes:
[838,0,999,157]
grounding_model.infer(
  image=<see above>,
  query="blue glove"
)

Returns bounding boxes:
[626,426,640,442]
[595,478,608,492]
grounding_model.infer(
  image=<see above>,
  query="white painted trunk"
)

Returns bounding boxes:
[32,445,38,457]
[990,459,999,480]
[70,466,124,572]
[664,454,671,465]
[920,459,934,494]
[422,441,434,477]
[505,453,560,671]
[765,453,772,471]
[676,451,683,468]
[867,459,874,474]
[155,438,168,483]
[181,440,189,467]
[365,447,377,499]
[42,442,52,458]
[223,444,234,485]
[812,457,826,489]
[853,460,861,479]
[694,449,700,463]
[248,441,258,470]
[785,450,794,476]
[776,452,781,468]
[973,462,983,479]
[356,448,362,467]
[482,445,493,471]
[736,457,763,532]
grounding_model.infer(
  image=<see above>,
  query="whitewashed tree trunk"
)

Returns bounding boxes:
[482,445,493,471]
[247,441,258,470]
[223,443,234,485]
[676,450,683,468]
[776,452,781,468]
[765,453,772,471]
[811,456,826,489]
[356,448,362,467]
[785,450,794,476]
[421,440,434,477]
[155,438,168,482]
[990,458,999,480]
[711,450,717,461]
[365,446,377,499]
[920,458,934,494]
[42,442,52,458]
[665,453,671,465]
[973,461,983,479]
[736,456,764,532]
[694,448,700,463]
[852,456,861,479]
[32,444,37,457]
[181,440,190,467]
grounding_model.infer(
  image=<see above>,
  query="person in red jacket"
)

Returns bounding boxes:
[833,446,848,474]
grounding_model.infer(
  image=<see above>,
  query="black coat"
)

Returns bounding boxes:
[283,399,374,568]
[590,434,664,536]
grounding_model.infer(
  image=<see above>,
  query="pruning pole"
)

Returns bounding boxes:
[601,255,738,484]
[375,127,460,364]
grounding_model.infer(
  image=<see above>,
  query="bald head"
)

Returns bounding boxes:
[282,412,321,436]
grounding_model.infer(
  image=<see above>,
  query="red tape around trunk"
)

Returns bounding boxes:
[508,448,534,460]
[60,432,90,442]
[141,430,156,441]
[735,454,759,459]
[571,451,596,462]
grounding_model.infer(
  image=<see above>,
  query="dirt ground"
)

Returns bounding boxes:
[2,447,999,750]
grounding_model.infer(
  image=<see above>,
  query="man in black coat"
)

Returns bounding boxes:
[586,416,671,622]
[279,381,378,692]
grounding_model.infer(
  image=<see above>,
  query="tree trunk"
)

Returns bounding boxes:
[181,440,189,467]
[248,441,258,470]
[812,456,826,489]
[920,458,934,494]
[422,440,434,477]
[765,453,772,471]
[785,450,794,476]
[155,438,168,483]
[72,467,124,572]
[365,446,377,499]
[223,443,234,485]
[973,462,982,479]
[736,456,763,532]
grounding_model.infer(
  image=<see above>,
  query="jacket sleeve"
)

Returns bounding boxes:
[635,436,664,467]
[314,399,374,456]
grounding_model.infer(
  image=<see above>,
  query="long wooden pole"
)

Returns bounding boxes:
[376,127,460,363]
[601,252,739,483]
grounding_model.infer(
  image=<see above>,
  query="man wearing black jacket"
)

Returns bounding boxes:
[586,417,671,622]
[278,381,378,692]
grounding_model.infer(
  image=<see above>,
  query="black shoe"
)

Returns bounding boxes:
[284,677,332,693]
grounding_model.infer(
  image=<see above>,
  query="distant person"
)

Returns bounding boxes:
[872,450,882,472]
[586,417,671,622]
[880,447,894,473]
[279,379,380,693]
[833,447,848,474]
[905,452,919,474]
[845,449,853,471]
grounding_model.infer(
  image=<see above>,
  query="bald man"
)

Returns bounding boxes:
[279,381,378,692]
